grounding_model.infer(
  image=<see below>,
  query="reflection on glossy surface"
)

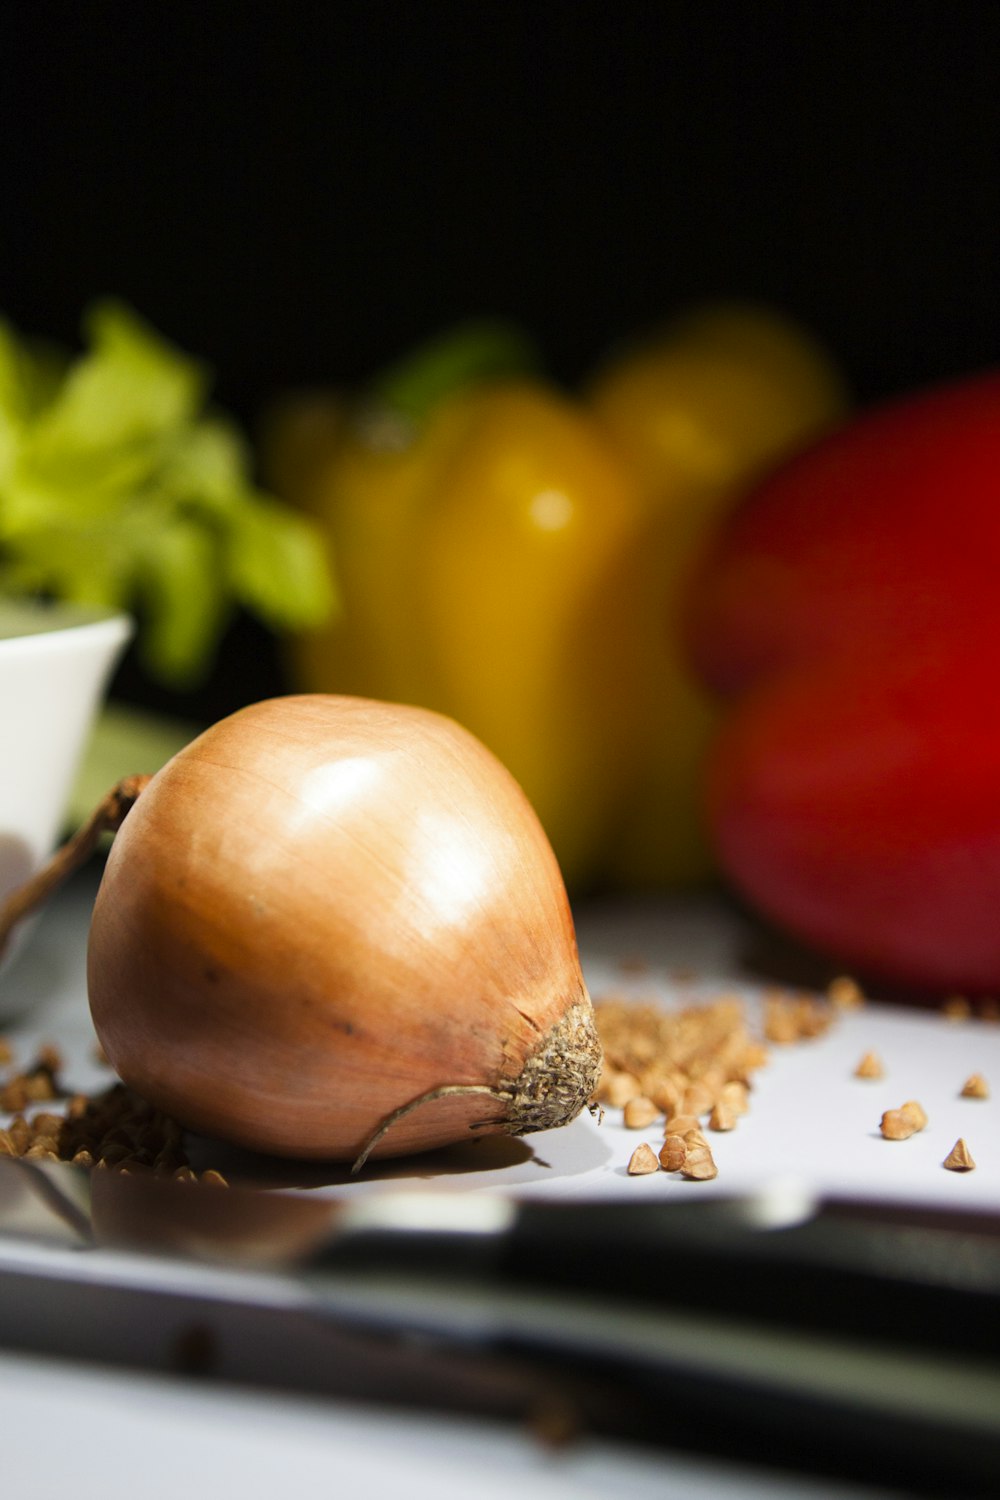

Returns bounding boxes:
[528,488,573,531]
[0,1159,92,1248]
[88,1166,335,1266]
[403,810,497,930]
[292,755,383,827]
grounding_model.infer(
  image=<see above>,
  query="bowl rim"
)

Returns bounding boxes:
[0,599,134,654]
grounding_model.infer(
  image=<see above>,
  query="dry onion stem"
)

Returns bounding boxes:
[0,776,150,961]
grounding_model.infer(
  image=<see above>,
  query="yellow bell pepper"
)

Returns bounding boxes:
[586,301,851,885]
[266,324,650,890]
[266,307,848,894]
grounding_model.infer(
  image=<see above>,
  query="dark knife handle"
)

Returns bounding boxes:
[326,1193,1000,1358]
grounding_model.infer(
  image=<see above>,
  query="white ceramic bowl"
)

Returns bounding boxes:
[0,600,133,998]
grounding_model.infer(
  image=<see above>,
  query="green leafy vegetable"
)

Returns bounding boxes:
[0,300,335,684]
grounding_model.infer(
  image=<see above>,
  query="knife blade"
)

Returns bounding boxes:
[2,1156,999,1494]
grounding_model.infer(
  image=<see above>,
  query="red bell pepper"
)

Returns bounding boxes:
[686,369,1000,995]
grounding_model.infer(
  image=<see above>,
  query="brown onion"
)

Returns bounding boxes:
[86,695,602,1165]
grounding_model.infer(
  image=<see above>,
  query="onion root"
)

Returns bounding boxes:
[350,999,601,1171]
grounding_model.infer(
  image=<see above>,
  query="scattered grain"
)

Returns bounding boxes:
[0,1045,65,1111]
[35,1043,63,1074]
[658,1135,688,1173]
[694,1065,727,1097]
[23,1141,59,1160]
[880,1100,927,1140]
[0,1078,210,1180]
[854,1051,884,1080]
[588,985,834,1180]
[718,1080,750,1115]
[901,1100,928,1130]
[97,1142,133,1165]
[626,1142,659,1175]
[596,994,758,1084]
[0,1078,27,1111]
[622,1095,659,1130]
[597,1070,643,1109]
[680,1140,718,1180]
[943,995,971,1021]
[763,990,832,1044]
[943,1139,976,1172]
[527,1393,582,1450]
[681,1082,715,1118]
[828,976,865,1009]
[645,1074,684,1116]
[592,979,833,1179]
[880,1109,914,1141]
[960,1073,989,1100]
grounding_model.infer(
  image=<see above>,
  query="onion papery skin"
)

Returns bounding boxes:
[87,695,601,1161]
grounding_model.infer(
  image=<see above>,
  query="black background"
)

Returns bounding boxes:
[1,0,997,717]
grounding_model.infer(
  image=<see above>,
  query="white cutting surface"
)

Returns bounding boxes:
[3,865,997,1213]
